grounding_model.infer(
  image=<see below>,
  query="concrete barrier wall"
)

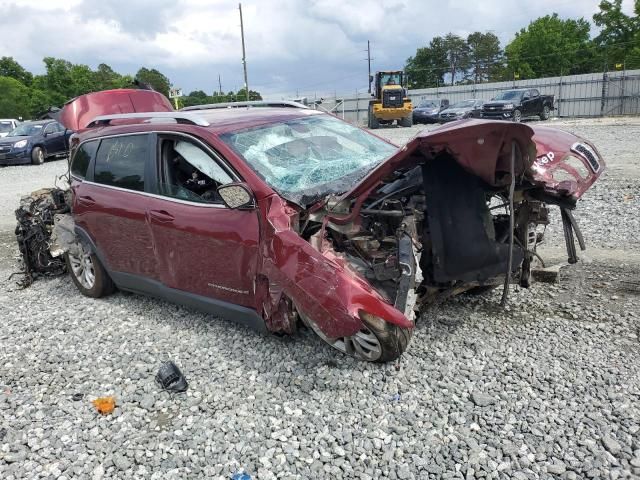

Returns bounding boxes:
[311,69,640,125]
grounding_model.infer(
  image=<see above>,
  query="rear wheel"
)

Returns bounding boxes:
[512,109,522,123]
[300,311,412,363]
[399,115,413,127]
[31,147,45,165]
[540,105,550,120]
[65,242,115,298]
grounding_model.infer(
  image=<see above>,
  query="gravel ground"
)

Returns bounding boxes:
[1,118,639,479]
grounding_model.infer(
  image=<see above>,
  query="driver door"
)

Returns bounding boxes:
[43,122,66,154]
[146,133,260,308]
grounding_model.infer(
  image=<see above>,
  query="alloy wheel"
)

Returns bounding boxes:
[68,244,96,289]
[299,311,383,362]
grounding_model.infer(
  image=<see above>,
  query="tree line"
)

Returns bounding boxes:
[405,0,640,88]
[0,57,262,119]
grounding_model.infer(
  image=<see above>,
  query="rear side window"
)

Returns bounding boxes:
[71,140,98,179]
[94,135,148,192]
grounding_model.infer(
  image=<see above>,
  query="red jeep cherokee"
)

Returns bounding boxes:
[59,90,604,362]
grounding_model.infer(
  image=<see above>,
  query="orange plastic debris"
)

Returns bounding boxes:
[92,396,116,415]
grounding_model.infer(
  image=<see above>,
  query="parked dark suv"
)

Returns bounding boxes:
[0,120,71,165]
[56,90,604,362]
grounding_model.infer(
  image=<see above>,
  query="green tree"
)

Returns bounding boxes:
[442,33,470,85]
[0,76,31,118]
[0,57,32,86]
[94,63,131,90]
[504,14,596,78]
[466,32,503,83]
[405,37,448,88]
[235,88,262,101]
[135,67,171,97]
[593,0,640,68]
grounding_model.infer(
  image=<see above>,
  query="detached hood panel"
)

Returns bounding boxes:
[346,119,537,200]
[58,89,173,131]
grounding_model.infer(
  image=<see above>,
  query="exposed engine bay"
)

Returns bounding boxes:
[300,124,601,322]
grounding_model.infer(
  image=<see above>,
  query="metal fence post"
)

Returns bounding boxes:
[600,72,608,117]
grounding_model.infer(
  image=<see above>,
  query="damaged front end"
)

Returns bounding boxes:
[289,120,604,354]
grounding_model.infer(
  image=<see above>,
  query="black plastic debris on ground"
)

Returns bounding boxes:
[156,361,188,393]
[13,188,70,287]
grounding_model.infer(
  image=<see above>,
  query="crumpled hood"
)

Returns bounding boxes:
[344,119,537,201]
[58,89,174,131]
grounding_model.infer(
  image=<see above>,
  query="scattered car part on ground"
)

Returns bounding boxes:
[481,88,555,122]
[412,98,450,124]
[439,99,484,122]
[15,89,605,363]
[92,396,116,415]
[13,188,71,287]
[0,120,72,165]
[156,361,189,393]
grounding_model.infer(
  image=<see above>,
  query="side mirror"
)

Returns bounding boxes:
[523,96,529,101]
[217,182,255,210]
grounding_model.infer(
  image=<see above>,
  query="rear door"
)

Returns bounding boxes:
[146,133,260,308]
[73,133,158,280]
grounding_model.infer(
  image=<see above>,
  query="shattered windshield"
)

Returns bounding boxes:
[220,115,397,205]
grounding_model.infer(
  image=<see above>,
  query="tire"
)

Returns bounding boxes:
[512,109,522,123]
[65,243,115,298]
[399,115,413,127]
[31,147,45,165]
[300,310,413,363]
[540,105,550,120]
[368,105,380,129]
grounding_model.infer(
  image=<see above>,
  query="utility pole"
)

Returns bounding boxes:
[366,40,372,94]
[218,74,223,95]
[239,3,249,101]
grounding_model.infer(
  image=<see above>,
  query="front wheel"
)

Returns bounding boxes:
[512,109,522,123]
[65,242,115,298]
[31,147,45,165]
[300,311,413,362]
[540,105,550,120]
[367,105,380,129]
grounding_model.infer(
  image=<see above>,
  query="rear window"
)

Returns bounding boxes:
[71,140,98,178]
[94,135,148,192]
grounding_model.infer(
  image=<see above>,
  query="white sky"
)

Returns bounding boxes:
[0,0,636,99]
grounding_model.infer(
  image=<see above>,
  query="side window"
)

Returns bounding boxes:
[43,123,55,135]
[71,140,98,179]
[158,137,234,204]
[94,135,147,192]
[531,89,540,97]
[54,122,65,132]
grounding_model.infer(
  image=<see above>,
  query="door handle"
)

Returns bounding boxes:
[149,209,174,223]
[77,195,95,207]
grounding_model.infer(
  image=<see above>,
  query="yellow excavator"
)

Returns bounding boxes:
[368,70,413,129]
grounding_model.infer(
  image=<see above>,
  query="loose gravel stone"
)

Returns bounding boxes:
[1,118,639,479]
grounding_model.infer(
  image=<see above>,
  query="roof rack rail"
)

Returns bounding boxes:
[86,112,210,128]
[181,100,309,111]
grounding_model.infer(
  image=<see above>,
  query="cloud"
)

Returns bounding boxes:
[0,0,633,99]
